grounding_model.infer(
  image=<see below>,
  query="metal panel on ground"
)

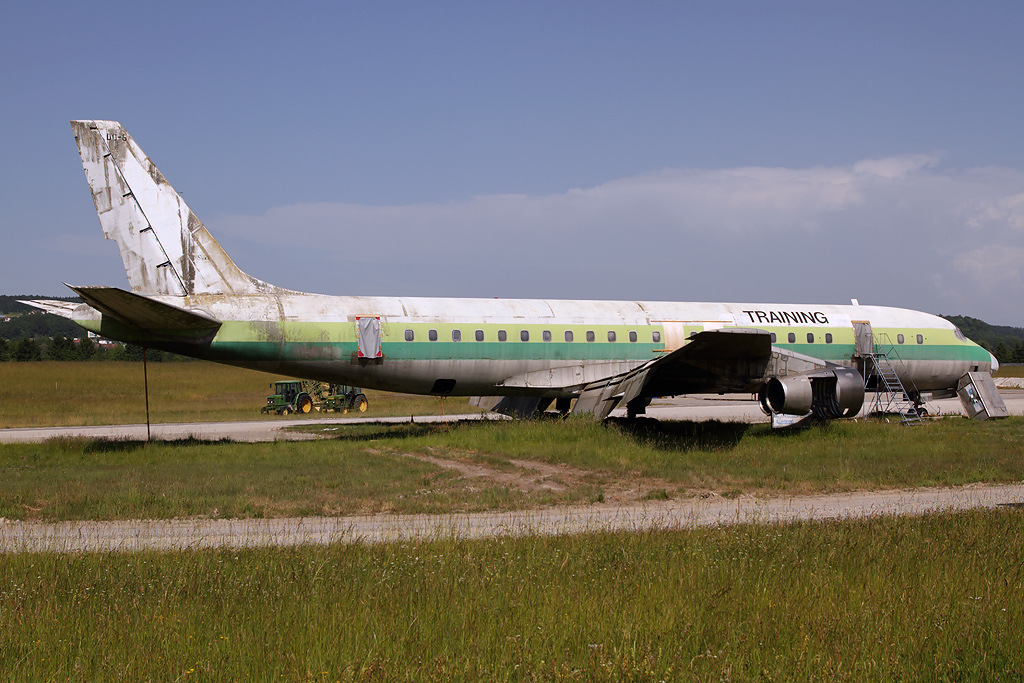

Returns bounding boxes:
[957,372,1009,420]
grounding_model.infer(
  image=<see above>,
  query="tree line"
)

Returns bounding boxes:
[939,315,1024,364]
[0,336,189,363]
[2,297,189,362]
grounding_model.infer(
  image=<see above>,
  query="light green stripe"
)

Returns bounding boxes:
[201,321,991,364]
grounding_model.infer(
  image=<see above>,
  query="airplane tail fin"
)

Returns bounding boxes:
[70,120,280,297]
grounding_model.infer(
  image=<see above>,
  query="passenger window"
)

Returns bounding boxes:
[428,329,438,342]
[652,331,661,343]
[542,330,552,342]
[897,333,905,344]
[452,329,461,342]
[475,329,484,342]
[498,330,507,342]
[806,333,814,343]
[565,330,574,342]
[404,329,414,342]
[825,333,833,344]
[520,330,529,342]
[629,331,638,343]
[916,334,923,344]
[787,332,796,344]
[586,331,595,342]
[770,333,777,343]
[607,331,617,342]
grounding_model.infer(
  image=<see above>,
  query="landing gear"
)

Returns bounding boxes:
[908,391,929,418]
[626,397,648,421]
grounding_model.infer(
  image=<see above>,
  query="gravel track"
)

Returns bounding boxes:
[3,483,1021,554]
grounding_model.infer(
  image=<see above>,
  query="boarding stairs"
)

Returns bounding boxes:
[864,335,923,425]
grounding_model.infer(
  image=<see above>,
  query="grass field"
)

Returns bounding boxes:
[0,361,480,428]
[995,363,1024,377]
[1,359,1019,429]
[0,358,1020,429]
[3,417,1024,521]
[3,365,1023,680]
[2,509,1021,681]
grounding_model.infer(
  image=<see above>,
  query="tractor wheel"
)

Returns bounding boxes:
[354,395,368,413]
[281,407,290,416]
[297,394,313,413]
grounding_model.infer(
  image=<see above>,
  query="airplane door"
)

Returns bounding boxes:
[853,322,873,379]
[854,322,873,357]
[356,316,383,359]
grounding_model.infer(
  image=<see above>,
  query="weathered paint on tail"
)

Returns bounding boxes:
[70,120,279,297]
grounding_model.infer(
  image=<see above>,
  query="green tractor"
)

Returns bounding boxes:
[260,380,368,415]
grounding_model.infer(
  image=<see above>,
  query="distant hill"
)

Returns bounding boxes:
[0,295,80,315]
[1,296,83,340]
[940,315,1024,362]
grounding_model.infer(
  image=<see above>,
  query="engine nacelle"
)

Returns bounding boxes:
[759,366,864,419]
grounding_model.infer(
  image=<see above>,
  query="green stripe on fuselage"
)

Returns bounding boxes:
[198,320,991,365]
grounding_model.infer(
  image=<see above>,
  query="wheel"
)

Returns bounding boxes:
[297,393,313,413]
[281,407,290,416]
[354,395,368,413]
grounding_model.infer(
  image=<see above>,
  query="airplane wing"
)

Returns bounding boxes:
[571,328,773,419]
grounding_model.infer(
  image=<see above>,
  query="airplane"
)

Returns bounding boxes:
[23,120,998,423]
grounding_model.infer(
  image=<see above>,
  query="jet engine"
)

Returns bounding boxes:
[758,366,864,419]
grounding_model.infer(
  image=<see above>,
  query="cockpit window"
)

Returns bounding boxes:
[952,325,968,343]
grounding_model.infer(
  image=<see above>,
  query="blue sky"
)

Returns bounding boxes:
[3,1,1024,323]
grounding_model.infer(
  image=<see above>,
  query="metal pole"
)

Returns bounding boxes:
[143,347,151,443]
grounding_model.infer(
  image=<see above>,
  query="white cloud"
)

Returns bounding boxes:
[965,192,1024,231]
[211,155,1024,324]
[953,245,1024,292]
[852,154,939,179]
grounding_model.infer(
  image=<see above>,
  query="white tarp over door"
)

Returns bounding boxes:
[356,316,382,358]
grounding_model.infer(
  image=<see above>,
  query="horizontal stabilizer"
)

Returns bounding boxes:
[18,299,80,319]
[67,285,221,333]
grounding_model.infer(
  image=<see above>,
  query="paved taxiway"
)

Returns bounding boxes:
[2,391,1022,444]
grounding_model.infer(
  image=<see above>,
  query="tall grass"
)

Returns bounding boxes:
[0,361,478,427]
[3,417,1024,521]
[432,416,1024,492]
[1,509,1020,681]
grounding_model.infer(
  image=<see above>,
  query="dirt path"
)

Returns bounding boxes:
[406,450,681,503]
[2,483,1021,554]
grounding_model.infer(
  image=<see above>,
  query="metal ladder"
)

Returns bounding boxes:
[865,335,923,425]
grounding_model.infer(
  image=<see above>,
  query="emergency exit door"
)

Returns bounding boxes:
[356,316,383,359]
